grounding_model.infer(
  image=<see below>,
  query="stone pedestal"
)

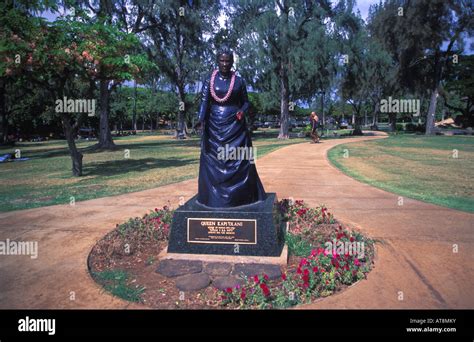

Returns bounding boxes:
[167,193,285,257]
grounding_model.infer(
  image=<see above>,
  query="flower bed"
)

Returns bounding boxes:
[88,200,375,309]
[219,200,375,309]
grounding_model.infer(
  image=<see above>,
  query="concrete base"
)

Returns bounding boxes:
[159,244,288,267]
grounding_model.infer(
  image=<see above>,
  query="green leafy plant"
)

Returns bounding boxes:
[285,232,313,257]
[92,269,145,303]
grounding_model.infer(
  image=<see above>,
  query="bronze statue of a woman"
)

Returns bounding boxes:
[196,46,267,208]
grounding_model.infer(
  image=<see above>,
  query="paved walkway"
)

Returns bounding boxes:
[0,132,473,309]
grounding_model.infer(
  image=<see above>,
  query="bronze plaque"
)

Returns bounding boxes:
[187,218,257,245]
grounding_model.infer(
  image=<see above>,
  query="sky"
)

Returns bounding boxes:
[357,0,379,21]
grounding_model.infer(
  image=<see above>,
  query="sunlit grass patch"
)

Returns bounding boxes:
[328,135,474,212]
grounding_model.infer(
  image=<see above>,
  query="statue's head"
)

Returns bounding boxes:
[216,45,234,75]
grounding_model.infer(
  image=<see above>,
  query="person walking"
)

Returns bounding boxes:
[310,112,320,143]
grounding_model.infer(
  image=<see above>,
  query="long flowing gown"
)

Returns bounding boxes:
[197,71,267,208]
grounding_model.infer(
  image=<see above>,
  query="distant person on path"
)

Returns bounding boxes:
[310,112,320,143]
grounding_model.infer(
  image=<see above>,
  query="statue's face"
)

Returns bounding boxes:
[218,54,233,75]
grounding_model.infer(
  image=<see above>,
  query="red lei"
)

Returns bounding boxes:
[210,69,236,103]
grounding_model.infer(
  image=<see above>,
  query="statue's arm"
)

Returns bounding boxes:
[198,77,211,123]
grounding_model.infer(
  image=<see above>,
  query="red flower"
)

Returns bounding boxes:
[259,283,270,297]
[154,208,158,212]
[163,205,169,211]
[253,275,259,283]
[281,273,287,281]
[303,269,309,276]
[354,258,361,266]
[297,209,307,216]
[240,291,246,300]
[263,274,269,281]
[300,258,308,266]
[310,249,317,257]
[296,267,302,274]
[350,236,355,242]
[225,287,232,294]
[312,266,319,273]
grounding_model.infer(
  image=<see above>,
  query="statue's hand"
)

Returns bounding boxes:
[236,111,244,121]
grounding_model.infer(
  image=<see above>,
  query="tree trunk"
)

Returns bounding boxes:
[353,112,363,136]
[96,79,116,149]
[278,62,290,139]
[388,113,397,132]
[372,100,379,130]
[132,82,137,131]
[176,86,186,139]
[0,79,7,143]
[0,110,7,144]
[425,87,439,135]
[61,114,83,177]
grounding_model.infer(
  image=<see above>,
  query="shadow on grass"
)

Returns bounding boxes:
[82,157,198,177]
[9,138,201,159]
[105,138,200,151]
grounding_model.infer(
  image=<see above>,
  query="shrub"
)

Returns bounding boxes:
[117,205,173,242]
[396,123,405,132]
[278,199,336,234]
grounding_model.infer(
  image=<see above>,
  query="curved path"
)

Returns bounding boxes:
[0,132,473,309]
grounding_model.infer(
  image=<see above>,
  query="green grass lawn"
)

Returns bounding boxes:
[0,131,306,212]
[328,134,474,212]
